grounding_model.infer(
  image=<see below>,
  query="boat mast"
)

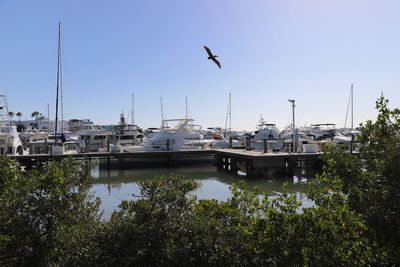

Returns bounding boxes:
[229,92,231,132]
[160,97,165,128]
[54,21,61,145]
[344,84,353,129]
[60,31,64,133]
[224,92,231,136]
[131,93,135,125]
[351,84,353,130]
[185,96,188,119]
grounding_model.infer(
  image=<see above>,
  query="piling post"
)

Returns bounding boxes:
[107,137,110,152]
[229,137,233,148]
[216,154,223,171]
[166,139,170,151]
[246,136,250,151]
[230,156,238,175]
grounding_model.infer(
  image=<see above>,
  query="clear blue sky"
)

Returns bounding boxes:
[1,0,400,130]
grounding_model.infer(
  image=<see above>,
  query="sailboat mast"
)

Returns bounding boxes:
[185,96,188,119]
[229,92,232,132]
[54,21,61,145]
[224,92,231,135]
[160,97,164,127]
[60,29,64,133]
[351,84,353,130]
[131,93,135,125]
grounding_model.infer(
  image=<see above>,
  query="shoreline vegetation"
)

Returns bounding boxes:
[1,97,399,266]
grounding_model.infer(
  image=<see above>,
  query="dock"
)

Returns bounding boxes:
[214,149,323,176]
[8,149,324,177]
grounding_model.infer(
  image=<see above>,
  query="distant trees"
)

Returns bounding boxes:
[16,112,22,124]
[31,111,41,129]
[15,112,23,131]
[7,111,13,122]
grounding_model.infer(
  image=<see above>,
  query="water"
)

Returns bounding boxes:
[90,164,314,219]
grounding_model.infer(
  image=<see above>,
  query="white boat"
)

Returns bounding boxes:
[77,125,112,152]
[114,113,143,151]
[0,124,25,155]
[252,117,282,152]
[63,141,83,154]
[19,129,50,154]
[308,123,337,141]
[123,118,202,152]
[0,94,26,155]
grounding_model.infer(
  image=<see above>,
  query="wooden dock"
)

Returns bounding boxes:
[214,149,323,176]
[8,149,323,176]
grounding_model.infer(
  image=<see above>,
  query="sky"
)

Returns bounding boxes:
[1,0,400,131]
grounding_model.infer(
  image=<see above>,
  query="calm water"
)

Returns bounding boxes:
[90,164,315,219]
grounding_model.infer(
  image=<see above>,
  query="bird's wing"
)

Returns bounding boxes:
[212,58,221,69]
[203,46,213,57]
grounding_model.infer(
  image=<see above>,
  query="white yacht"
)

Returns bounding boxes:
[123,118,202,152]
[0,124,25,155]
[308,123,337,141]
[251,117,282,152]
[0,94,25,155]
[281,127,320,153]
[114,113,143,151]
[19,129,50,154]
[77,125,113,152]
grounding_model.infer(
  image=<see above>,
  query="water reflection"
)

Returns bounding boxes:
[90,164,315,219]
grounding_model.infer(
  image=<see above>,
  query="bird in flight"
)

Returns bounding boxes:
[203,46,221,69]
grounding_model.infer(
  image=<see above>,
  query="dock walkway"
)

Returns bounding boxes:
[8,149,324,176]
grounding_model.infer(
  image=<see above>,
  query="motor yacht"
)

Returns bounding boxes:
[251,117,282,152]
[0,124,25,155]
[114,113,143,151]
[123,118,202,152]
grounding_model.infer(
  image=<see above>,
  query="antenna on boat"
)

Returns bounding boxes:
[224,92,231,136]
[54,21,61,145]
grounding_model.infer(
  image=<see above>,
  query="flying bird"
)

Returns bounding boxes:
[203,46,221,69]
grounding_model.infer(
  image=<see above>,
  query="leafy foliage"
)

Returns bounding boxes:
[0,157,100,266]
[316,97,400,264]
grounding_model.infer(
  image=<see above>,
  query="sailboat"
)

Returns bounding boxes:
[51,22,82,154]
[334,84,360,144]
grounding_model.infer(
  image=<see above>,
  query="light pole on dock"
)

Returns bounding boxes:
[288,99,296,153]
